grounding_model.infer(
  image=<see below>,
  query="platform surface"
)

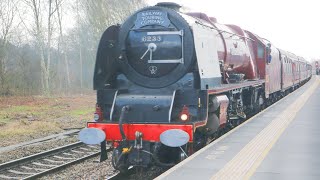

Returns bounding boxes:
[252,78,320,180]
[156,76,320,180]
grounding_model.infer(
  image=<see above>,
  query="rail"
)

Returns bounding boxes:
[0,142,112,179]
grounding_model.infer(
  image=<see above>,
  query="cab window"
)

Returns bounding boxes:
[257,43,264,59]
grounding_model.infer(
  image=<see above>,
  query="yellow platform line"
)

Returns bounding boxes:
[211,77,320,180]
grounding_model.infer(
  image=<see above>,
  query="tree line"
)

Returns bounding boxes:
[0,0,146,96]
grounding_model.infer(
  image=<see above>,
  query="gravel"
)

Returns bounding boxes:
[39,154,115,180]
[0,136,79,164]
[1,137,168,179]
[127,167,168,180]
[39,159,167,180]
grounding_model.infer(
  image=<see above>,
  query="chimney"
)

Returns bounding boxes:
[156,2,182,11]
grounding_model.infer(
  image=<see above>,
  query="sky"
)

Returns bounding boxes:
[148,0,320,61]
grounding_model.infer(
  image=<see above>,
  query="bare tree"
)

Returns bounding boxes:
[46,0,53,92]
[78,0,146,44]
[0,0,19,95]
[23,0,57,95]
[46,0,59,93]
[55,0,70,94]
[24,0,46,93]
[0,0,147,96]
[76,0,83,93]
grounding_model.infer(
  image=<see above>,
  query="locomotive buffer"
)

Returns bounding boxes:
[156,76,320,180]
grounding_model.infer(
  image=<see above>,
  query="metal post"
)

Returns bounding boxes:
[100,140,108,162]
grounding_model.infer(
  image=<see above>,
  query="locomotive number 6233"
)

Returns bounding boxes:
[141,35,162,42]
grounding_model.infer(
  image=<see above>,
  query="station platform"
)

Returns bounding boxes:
[156,76,320,180]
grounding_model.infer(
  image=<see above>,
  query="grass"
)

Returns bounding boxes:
[0,103,93,125]
[0,105,32,118]
[0,118,10,126]
[0,105,45,126]
[0,95,95,145]
[0,120,61,139]
[70,108,94,116]
[5,105,31,112]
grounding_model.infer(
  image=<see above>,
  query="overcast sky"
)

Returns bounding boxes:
[148,0,320,61]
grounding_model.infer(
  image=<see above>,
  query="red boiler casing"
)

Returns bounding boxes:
[187,13,258,81]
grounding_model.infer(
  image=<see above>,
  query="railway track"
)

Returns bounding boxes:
[0,130,81,154]
[0,142,111,179]
[106,166,169,180]
[106,167,135,180]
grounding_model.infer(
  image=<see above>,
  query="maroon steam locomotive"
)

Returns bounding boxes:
[79,2,312,171]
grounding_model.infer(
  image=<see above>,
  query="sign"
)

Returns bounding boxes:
[135,10,170,28]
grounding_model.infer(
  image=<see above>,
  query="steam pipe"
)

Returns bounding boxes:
[119,105,130,141]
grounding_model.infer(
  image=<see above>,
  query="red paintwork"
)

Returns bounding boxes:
[280,54,293,90]
[244,31,267,80]
[194,121,206,128]
[243,31,282,96]
[186,12,307,98]
[188,12,312,98]
[187,12,258,81]
[298,57,308,82]
[280,50,298,90]
[279,50,311,91]
[266,45,281,94]
[87,122,194,142]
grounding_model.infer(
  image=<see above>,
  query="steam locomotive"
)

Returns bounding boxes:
[79,2,312,171]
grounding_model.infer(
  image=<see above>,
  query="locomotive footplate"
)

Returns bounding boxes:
[87,122,194,169]
[87,122,194,142]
